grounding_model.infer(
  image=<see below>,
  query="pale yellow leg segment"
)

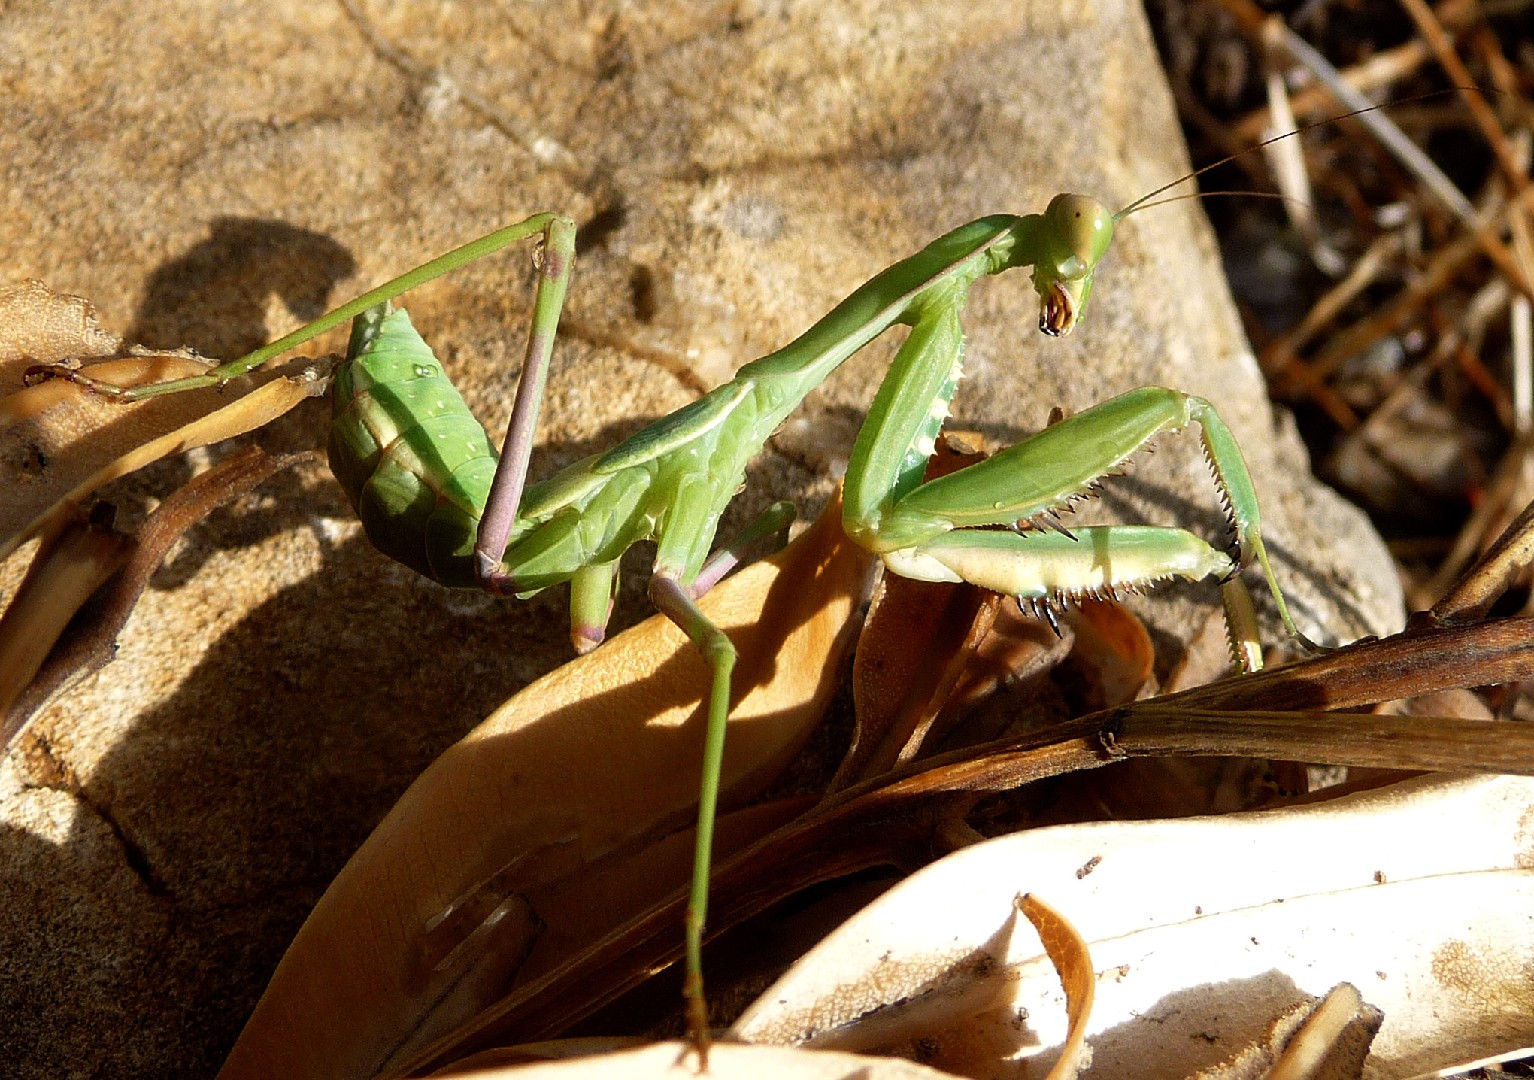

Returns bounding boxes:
[881,526,1236,600]
[1220,576,1265,673]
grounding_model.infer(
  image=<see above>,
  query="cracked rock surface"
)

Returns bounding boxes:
[1,1,1403,1075]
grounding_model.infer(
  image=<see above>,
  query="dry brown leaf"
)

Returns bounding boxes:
[413,615,1534,1072]
[1,357,319,556]
[2,445,306,748]
[0,509,131,723]
[991,600,1227,827]
[511,794,814,991]
[840,573,1001,787]
[1064,599,1156,709]
[1037,591,1270,821]
[928,600,1070,749]
[216,498,874,1080]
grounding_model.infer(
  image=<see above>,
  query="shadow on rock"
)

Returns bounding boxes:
[128,218,356,360]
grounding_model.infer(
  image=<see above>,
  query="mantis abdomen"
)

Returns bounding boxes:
[327,300,776,599]
[327,304,498,589]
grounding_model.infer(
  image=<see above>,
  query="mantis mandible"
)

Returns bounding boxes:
[26,182,1315,1054]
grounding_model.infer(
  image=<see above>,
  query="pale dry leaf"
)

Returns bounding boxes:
[733,774,1534,1079]
[1191,984,1381,1080]
[1263,983,1378,1080]
[0,279,120,377]
[431,1040,969,1079]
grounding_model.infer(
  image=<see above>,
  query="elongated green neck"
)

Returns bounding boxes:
[986,212,1045,275]
[736,216,1029,394]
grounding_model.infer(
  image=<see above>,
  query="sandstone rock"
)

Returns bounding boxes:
[0,1,1401,1075]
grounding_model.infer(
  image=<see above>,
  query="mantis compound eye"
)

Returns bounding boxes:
[1046,192,1115,269]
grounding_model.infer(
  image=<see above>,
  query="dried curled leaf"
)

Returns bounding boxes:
[839,539,1003,788]
[1257,984,1381,1080]
[1017,894,1094,1080]
[1063,597,1155,708]
[1,446,305,748]
[836,437,1004,788]
[217,499,875,1080]
[0,280,323,558]
[0,510,131,730]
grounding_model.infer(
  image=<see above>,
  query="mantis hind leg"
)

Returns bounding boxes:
[473,216,578,593]
[642,496,801,1064]
[647,573,735,1065]
[23,213,579,403]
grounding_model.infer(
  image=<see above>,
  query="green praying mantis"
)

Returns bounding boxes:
[26,170,1319,1054]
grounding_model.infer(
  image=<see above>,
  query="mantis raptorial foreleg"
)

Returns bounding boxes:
[25,188,1320,1059]
[846,383,1312,645]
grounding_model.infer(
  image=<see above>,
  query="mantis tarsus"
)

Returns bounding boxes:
[27,184,1315,1055]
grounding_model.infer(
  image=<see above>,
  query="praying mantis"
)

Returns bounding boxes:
[25,179,1316,1054]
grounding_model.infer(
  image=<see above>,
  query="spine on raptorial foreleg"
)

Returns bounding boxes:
[327,303,499,588]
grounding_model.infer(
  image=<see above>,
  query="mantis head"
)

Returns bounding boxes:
[1031,193,1115,337]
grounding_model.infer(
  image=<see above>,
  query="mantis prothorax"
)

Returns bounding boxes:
[26,186,1316,1054]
